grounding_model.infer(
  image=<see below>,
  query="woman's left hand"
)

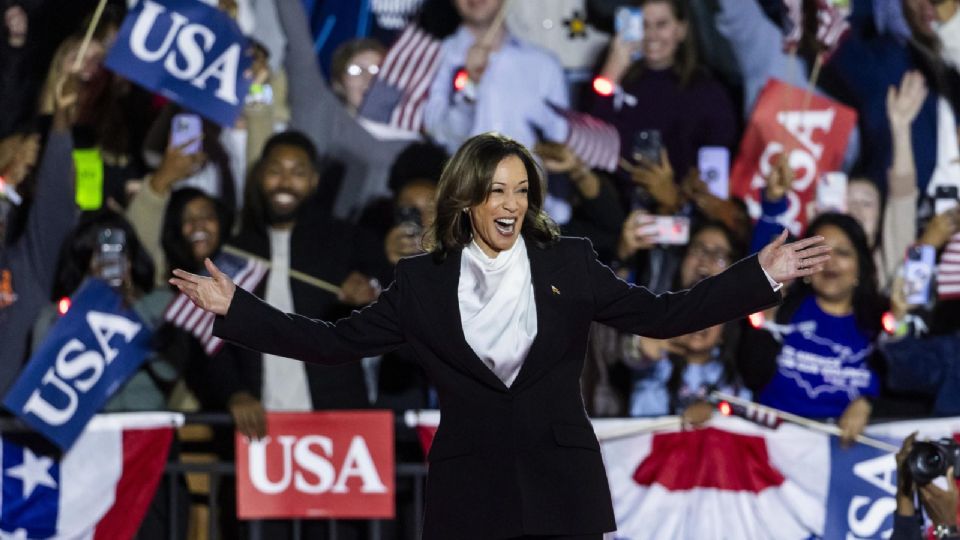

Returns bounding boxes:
[838,397,872,447]
[758,229,832,283]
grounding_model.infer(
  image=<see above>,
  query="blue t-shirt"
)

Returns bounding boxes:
[758,296,878,418]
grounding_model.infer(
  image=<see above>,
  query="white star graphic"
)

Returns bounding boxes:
[5,448,57,498]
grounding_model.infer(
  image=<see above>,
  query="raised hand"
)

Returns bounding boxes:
[886,70,928,132]
[758,229,832,283]
[169,258,237,316]
[764,153,794,203]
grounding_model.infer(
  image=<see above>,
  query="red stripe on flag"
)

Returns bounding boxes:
[93,427,174,540]
[632,427,785,492]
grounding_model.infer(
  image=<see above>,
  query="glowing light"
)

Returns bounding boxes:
[882,311,897,334]
[454,69,469,91]
[718,401,732,416]
[592,77,614,96]
[748,312,765,329]
[58,297,71,316]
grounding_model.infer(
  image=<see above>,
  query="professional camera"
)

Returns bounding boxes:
[907,438,960,485]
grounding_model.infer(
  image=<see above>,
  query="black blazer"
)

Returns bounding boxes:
[214,237,780,539]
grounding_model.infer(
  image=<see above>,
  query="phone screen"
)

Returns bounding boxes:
[698,147,730,200]
[170,113,203,154]
[816,172,848,213]
[903,244,935,306]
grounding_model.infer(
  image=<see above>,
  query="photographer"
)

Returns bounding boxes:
[893,433,960,540]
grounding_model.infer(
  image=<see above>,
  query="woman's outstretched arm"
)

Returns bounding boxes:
[171,258,405,364]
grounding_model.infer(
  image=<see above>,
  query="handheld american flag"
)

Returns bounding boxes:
[163,250,267,356]
[547,103,621,173]
[938,233,960,300]
[357,0,459,133]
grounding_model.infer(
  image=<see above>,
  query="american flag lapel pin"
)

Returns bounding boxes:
[551,285,561,296]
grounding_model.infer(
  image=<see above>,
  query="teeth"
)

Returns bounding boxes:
[495,218,516,226]
[190,231,209,242]
[273,193,295,205]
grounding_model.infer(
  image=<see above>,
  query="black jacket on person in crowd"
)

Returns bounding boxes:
[188,207,390,413]
[213,236,780,539]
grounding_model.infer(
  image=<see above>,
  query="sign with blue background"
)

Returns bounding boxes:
[3,280,152,450]
[825,436,900,539]
[105,0,253,126]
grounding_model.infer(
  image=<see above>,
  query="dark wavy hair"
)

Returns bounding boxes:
[160,188,233,276]
[782,212,884,338]
[51,210,155,301]
[425,132,559,259]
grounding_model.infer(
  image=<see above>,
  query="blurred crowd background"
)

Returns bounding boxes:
[2,0,960,537]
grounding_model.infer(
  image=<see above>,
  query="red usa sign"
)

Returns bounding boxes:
[236,411,394,519]
[731,78,857,234]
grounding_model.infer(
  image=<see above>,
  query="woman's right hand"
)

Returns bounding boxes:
[228,391,267,440]
[169,258,236,316]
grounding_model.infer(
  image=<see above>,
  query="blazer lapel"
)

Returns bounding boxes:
[431,249,510,393]
[510,241,568,391]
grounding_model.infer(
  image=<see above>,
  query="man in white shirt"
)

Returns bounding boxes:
[423,0,570,153]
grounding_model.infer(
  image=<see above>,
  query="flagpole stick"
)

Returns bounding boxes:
[711,391,899,452]
[596,418,683,442]
[800,51,824,115]
[73,0,109,72]
[221,245,342,296]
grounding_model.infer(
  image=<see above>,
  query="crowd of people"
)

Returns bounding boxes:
[2,0,960,537]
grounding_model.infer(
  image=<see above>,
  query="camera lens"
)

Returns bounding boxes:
[909,442,948,485]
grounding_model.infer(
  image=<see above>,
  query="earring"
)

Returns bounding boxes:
[802,276,811,284]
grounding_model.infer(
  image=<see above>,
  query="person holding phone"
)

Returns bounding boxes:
[591,0,737,198]
[171,132,831,539]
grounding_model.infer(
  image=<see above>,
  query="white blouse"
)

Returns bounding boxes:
[458,236,537,387]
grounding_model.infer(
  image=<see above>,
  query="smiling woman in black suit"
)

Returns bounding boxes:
[171,132,830,540]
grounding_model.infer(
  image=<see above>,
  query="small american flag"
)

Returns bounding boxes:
[734,401,784,429]
[548,103,621,173]
[163,250,268,356]
[938,233,960,300]
[358,25,443,132]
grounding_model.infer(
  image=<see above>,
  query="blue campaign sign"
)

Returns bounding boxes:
[105,0,253,126]
[824,437,900,539]
[3,280,153,450]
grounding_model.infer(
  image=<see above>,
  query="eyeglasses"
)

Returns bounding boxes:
[687,243,730,268]
[345,64,380,77]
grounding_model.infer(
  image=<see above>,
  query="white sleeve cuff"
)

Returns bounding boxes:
[762,267,783,292]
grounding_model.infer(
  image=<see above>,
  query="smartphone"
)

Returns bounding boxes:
[632,129,661,164]
[170,113,202,154]
[903,244,935,305]
[615,7,644,42]
[651,215,690,245]
[934,185,959,215]
[816,171,848,213]
[698,147,730,200]
[94,228,127,288]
